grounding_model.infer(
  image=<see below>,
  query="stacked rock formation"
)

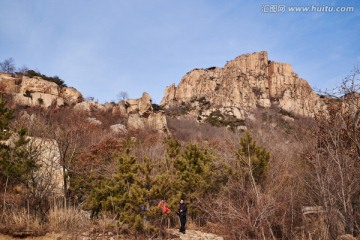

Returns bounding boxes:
[125,92,169,133]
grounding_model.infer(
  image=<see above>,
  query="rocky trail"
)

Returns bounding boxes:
[0,228,224,240]
[167,229,224,240]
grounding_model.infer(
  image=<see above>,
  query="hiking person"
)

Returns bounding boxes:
[177,199,187,234]
[158,199,170,214]
[158,199,171,228]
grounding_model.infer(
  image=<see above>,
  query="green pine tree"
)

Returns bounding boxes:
[0,97,35,185]
[236,132,270,184]
[173,143,230,220]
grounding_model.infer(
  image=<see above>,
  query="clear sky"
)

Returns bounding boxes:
[0,0,359,103]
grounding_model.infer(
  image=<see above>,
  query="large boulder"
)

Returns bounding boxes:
[74,100,106,112]
[60,87,83,104]
[27,137,64,197]
[2,135,64,197]
[138,92,153,116]
[127,112,168,133]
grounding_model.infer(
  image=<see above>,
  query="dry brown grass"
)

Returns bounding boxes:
[166,116,232,142]
[0,202,93,237]
[0,208,44,237]
[47,205,91,232]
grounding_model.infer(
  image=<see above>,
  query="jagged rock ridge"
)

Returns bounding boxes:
[0,73,168,134]
[0,51,326,133]
[161,51,324,121]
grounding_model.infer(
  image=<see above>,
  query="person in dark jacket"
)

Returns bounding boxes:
[177,199,187,234]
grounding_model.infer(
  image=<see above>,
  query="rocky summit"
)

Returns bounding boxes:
[161,51,325,121]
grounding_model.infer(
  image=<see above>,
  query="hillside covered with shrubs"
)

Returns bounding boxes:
[0,57,359,239]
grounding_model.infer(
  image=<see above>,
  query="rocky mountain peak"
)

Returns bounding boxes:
[161,51,324,122]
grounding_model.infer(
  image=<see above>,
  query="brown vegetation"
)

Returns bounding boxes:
[0,70,359,239]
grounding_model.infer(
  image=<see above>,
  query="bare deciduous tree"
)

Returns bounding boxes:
[0,58,16,73]
[304,68,360,238]
[117,91,129,102]
[17,65,29,74]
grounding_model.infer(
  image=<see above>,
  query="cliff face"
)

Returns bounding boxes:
[0,73,83,108]
[161,51,324,119]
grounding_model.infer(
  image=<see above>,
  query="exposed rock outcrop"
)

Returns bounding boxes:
[125,92,153,116]
[0,73,83,108]
[125,92,169,134]
[0,51,326,133]
[161,51,325,121]
[74,100,106,112]
[20,76,60,96]
[28,137,64,197]
[0,73,168,135]
[3,135,64,197]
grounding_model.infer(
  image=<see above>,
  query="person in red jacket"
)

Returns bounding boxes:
[158,200,171,228]
[158,200,170,214]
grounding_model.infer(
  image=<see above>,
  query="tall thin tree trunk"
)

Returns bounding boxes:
[2,176,8,216]
[63,165,67,208]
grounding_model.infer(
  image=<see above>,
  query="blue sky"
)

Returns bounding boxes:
[0,0,359,103]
